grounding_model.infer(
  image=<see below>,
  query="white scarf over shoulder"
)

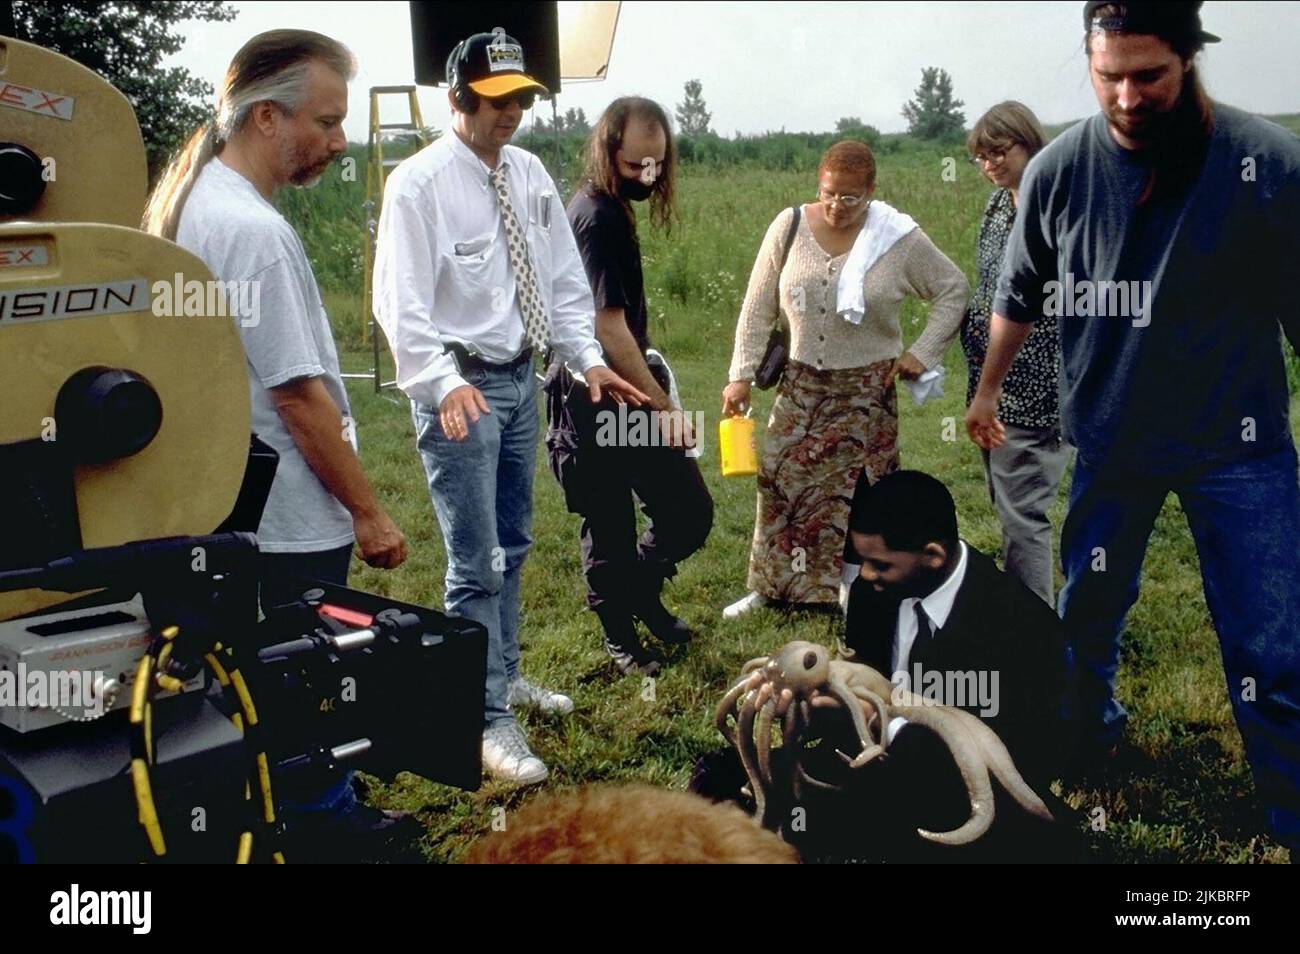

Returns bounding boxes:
[836,200,918,325]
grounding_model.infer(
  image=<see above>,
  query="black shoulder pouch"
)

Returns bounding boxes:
[753,206,802,390]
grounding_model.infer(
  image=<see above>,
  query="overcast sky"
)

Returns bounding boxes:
[170,1,1300,142]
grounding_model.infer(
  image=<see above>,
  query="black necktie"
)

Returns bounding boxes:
[908,602,934,670]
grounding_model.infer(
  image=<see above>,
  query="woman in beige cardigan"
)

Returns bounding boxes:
[721,140,969,617]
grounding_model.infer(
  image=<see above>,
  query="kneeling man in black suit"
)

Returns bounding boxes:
[814,468,1077,861]
[693,469,1080,861]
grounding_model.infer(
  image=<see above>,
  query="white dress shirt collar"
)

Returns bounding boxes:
[919,539,968,630]
[891,541,969,677]
[372,133,604,409]
[447,127,507,180]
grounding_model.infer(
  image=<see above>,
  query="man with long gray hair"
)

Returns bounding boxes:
[145,29,413,861]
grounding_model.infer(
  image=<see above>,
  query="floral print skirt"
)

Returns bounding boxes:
[746,358,900,604]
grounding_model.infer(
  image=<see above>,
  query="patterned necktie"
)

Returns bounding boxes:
[488,163,551,355]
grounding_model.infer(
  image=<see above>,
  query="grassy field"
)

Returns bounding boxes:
[286,134,1298,863]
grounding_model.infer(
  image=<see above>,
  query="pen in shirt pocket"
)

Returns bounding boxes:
[538,192,552,229]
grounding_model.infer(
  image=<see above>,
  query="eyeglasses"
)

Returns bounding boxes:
[817,189,868,209]
[970,148,1009,166]
[486,91,536,111]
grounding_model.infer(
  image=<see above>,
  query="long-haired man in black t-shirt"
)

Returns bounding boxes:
[545,97,714,675]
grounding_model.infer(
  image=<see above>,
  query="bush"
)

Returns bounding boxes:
[661,243,696,306]
[276,144,367,296]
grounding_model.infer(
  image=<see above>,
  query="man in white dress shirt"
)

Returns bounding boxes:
[373,30,646,785]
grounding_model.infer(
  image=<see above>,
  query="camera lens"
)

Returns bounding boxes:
[55,367,165,465]
[0,143,47,215]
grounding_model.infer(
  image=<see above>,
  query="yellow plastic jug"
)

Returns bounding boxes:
[719,414,758,477]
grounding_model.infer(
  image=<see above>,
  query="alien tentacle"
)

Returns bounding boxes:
[894,706,996,846]
[735,691,767,823]
[960,717,1053,822]
[714,673,756,746]
[756,696,778,789]
[825,674,886,768]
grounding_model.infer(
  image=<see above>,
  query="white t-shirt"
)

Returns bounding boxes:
[176,158,355,553]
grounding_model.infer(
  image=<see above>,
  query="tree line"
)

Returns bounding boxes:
[8,1,970,181]
[674,72,965,142]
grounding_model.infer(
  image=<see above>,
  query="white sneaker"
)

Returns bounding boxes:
[722,591,768,620]
[507,676,575,715]
[481,721,549,786]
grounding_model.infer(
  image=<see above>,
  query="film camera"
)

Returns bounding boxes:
[0,35,486,863]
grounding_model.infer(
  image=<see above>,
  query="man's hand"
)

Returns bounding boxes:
[439,384,492,441]
[354,506,407,569]
[750,675,859,719]
[968,314,1033,447]
[886,350,926,386]
[269,376,403,568]
[721,380,751,417]
[750,674,795,716]
[654,407,697,450]
[965,391,1007,450]
[585,366,649,406]
[751,676,880,747]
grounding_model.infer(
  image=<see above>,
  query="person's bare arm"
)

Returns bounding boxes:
[594,306,697,447]
[595,307,670,411]
[269,376,406,569]
[964,314,1035,450]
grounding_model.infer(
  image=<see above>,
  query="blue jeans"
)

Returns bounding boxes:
[412,360,537,728]
[1058,439,1300,847]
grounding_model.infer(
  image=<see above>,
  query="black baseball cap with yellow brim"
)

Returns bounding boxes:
[446,29,549,98]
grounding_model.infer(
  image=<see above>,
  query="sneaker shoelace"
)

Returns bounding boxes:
[513,678,547,703]
[493,723,535,763]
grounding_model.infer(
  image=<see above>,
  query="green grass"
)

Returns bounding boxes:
[298,145,1296,864]
[1268,113,1300,136]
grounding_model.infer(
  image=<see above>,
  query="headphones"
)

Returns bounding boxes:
[447,39,480,114]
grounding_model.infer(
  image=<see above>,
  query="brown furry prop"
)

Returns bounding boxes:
[465,784,799,864]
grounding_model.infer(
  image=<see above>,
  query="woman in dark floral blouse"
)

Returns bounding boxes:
[962,101,1070,606]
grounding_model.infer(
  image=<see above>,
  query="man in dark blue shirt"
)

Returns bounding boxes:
[966,1,1300,852]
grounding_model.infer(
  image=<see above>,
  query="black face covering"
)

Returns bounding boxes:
[617,176,655,202]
